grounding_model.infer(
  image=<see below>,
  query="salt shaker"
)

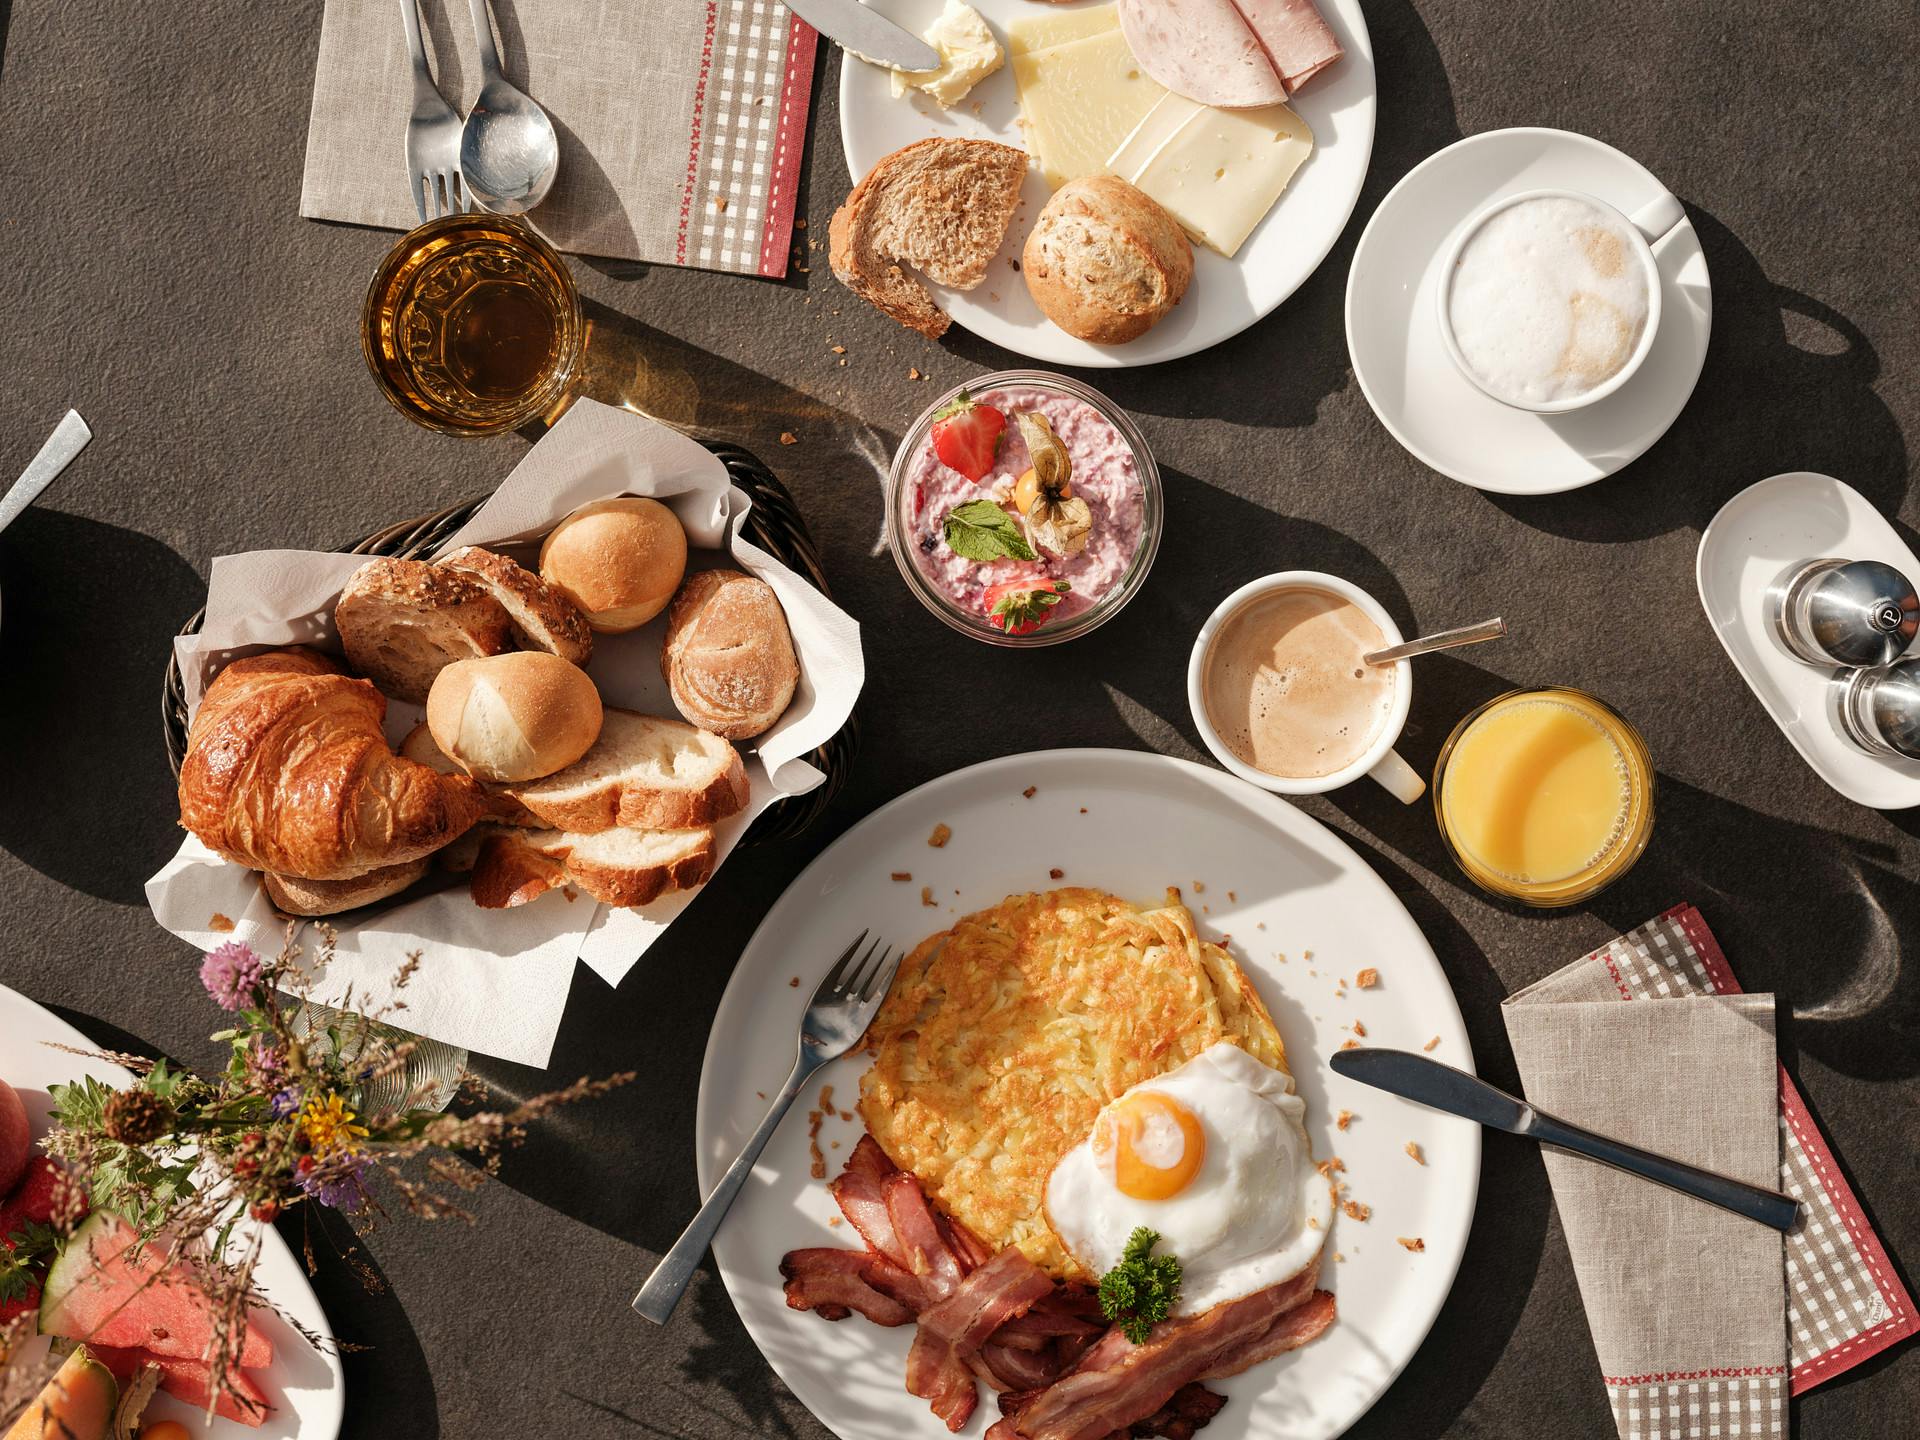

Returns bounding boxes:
[1833,660,1920,761]
[1768,558,1919,668]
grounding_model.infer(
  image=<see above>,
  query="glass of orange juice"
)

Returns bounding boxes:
[1432,687,1655,907]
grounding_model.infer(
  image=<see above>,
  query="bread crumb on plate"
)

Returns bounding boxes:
[1336,1109,1354,1130]
[928,823,951,847]
[1357,967,1380,989]
[1397,1236,1425,1252]
[891,871,912,882]
[1405,1142,1425,1165]
[1423,1035,1441,1051]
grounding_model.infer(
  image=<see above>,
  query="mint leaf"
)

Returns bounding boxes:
[942,500,1035,563]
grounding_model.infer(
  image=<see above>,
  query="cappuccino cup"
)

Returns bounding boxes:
[1187,572,1425,804]
[1436,186,1685,414]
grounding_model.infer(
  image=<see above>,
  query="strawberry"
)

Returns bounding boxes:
[0,1276,39,1324]
[930,391,1006,482]
[983,578,1071,636]
[0,1157,82,1237]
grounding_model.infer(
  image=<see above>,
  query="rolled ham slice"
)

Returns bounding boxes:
[1118,0,1288,109]
[1232,0,1344,92]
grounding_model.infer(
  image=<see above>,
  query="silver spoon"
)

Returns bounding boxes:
[458,0,559,214]
[1365,616,1506,666]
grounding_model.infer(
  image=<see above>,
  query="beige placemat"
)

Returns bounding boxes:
[302,0,817,275]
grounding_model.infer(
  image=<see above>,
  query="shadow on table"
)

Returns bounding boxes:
[939,0,1463,431]
[0,509,203,905]
[1488,204,1910,545]
[297,1206,441,1440]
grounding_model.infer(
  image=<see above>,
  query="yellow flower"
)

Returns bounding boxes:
[300,1093,369,1156]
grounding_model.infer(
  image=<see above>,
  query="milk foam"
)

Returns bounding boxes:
[1446,195,1651,406]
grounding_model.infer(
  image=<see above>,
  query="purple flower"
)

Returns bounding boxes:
[269,1085,303,1119]
[200,941,263,1011]
[298,1153,371,1212]
[247,1035,287,1088]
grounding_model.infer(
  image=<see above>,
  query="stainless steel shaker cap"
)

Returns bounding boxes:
[1835,659,1920,761]
[1773,558,1920,668]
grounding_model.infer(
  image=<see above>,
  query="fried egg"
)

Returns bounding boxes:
[1044,1042,1333,1314]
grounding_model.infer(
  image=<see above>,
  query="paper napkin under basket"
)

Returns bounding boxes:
[1503,905,1916,1439]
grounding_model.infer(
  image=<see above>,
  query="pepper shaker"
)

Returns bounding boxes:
[1768,558,1919,668]
[1832,659,1920,761]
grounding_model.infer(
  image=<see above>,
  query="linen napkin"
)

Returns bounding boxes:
[145,400,865,1067]
[301,0,818,276]
[1503,906,1918,1439]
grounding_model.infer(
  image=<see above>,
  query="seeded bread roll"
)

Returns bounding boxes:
[538,497,688,633]
[425,652,604,783]
[335,558,513,703]
[1021,176,1194,345]
[440,545,593,667]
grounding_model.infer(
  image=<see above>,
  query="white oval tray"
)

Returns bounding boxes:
[1696,472,1920,809]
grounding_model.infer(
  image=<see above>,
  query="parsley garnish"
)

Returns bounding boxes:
[942,499,1036,563]
[1097,1227,1182,1344]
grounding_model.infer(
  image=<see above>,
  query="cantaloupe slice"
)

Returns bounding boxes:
[2,1345,117,1440]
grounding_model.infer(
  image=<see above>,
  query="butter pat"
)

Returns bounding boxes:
[1010,8,1166,189]
[891,0,1003,109]
[1106,93,1314,258]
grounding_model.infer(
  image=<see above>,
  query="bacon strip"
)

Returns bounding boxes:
[920,1248,1057,1352]
[831,1135,912,1268]
[779,1248,915,1327]
[907,1325,979,1431]
[885,1170,966,1300]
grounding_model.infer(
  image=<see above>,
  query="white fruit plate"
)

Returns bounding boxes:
[838,0,1377,367]
[0,982,346,1440]
[699,749,1478,1440]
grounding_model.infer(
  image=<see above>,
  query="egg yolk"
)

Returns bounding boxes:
[1092,1092,1206,1200]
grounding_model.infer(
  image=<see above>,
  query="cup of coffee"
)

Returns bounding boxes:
[1436,186,1685,414]
[1187,572,1425,803]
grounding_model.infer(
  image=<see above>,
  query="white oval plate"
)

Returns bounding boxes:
[0,983,346,1440]
[1346,127,1712,494]
[1696,471,1920,809]
[699,749,1478,1440]
[837,0,1376,367]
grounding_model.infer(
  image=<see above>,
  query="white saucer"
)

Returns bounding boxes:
[1696,472,1920,809]
[1345,127,1712,494]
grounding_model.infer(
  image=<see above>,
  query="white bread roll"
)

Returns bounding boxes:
[538,497,688,633]
[425,652,604,783]
[661,570,799,740]
[1021,175,1194,345]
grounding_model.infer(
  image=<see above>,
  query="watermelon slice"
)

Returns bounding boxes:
[89,1346,271,1428]
[1,1344,118,1440]
[39,1214,272,1370]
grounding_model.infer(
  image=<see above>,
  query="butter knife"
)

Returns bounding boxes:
[1329,1047,1799,1232]
[783,0,939,72]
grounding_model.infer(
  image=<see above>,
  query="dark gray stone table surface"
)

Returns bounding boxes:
[1,0,1915,1436]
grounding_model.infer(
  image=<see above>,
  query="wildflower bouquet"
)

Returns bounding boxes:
[2,927,632,1418]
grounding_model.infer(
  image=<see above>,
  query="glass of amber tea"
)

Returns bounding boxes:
[361,213,584,435]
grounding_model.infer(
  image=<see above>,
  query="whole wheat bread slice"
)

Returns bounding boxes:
[503,709,748,833]
[470,825,716,910]
[829,138,1028,339]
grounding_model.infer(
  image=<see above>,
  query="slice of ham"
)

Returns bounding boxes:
[1007,1263,1330,1440]
[1118,0,1288,109]
[1231,0,1344,92]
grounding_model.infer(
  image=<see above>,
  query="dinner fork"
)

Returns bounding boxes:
[399,0,467,220]
[632,931,901,1325]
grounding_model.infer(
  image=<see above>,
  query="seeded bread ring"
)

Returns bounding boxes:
[440,545,594,668]
[335,558,512,703]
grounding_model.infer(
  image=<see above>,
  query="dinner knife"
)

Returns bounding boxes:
[782,0,940,73]
[1329,1047,1800,1233]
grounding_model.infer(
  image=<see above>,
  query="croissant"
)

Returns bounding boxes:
[179,648,485,881]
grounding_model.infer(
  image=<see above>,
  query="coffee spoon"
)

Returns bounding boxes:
[1365,616,1506,666]
[459,0,559,214]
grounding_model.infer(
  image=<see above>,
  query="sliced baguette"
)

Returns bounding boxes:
[829,138,1028,339]
[470,826,716,909]
[400,723,543,827]
[503,709,749,833]
[264,857,429,917]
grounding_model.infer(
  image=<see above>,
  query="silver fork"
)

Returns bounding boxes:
[632,931,901,1325]
[399,0,467,220]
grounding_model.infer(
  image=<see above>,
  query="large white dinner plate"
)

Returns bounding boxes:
[700,749,1477,1440]
[1346,127,1712,493]
[0,983,346,1440]
[838,0,1377,367]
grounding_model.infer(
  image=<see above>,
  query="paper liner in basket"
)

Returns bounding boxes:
[146,401,863,1067]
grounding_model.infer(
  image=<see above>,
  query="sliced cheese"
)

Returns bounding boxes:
[1008,2,1124,56]
[890,0,1004,109]
[1012,28,1167,189]
[1105,92,1314,257]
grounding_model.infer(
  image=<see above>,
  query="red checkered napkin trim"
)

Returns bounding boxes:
[1590,904,1919,1395]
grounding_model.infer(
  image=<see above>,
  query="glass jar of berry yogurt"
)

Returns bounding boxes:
[888,370,1163,646]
